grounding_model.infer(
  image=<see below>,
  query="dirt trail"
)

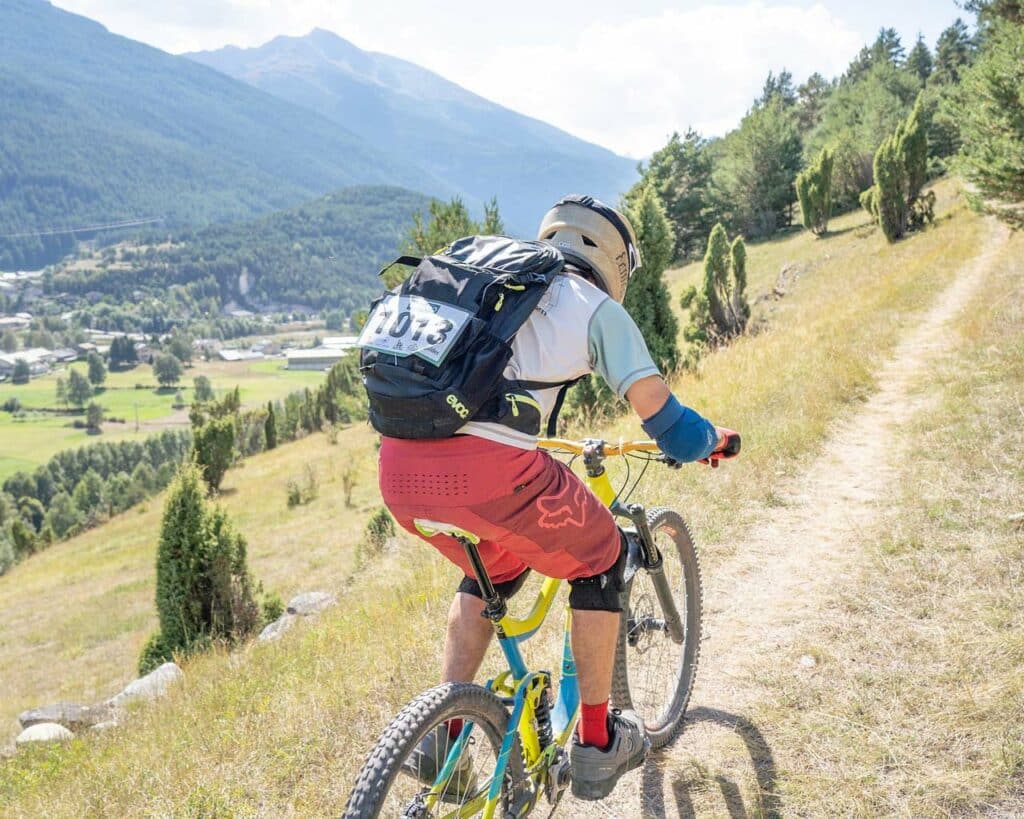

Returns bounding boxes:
[562,220,1009,818]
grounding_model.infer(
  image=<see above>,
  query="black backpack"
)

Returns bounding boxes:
[358,235,575,439]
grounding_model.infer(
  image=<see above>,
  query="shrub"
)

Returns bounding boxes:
[286,465,319,508]
[363,507,397,555]
[261,592,285,626]
[796,147,834,236]
[341,464,358,509]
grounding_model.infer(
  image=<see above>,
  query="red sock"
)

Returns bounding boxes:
[578,701,610,749]
[447,718,464,739]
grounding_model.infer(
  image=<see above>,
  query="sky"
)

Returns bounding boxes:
[50,0,965,158]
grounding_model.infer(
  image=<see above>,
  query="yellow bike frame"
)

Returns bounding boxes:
[422,438,658,818]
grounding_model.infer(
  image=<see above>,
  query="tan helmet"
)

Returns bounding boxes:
[537,194,641,303]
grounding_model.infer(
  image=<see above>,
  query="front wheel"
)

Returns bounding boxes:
[343,682,525,818]
[612,507,703,749]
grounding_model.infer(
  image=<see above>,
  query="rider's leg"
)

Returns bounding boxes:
[571,609,620,746]
[440,592,493,683]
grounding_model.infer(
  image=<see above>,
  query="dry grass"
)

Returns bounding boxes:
[741,228,1024,816]
[2,179,1016,815]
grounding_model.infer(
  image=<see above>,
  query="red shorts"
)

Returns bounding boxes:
[379,435,620,584]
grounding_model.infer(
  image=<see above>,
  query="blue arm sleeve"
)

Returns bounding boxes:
[641,395,718,463]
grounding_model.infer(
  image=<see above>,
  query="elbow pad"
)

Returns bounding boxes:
[641,395,717,463]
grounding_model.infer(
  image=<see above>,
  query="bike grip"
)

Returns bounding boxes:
[720,431,741,457]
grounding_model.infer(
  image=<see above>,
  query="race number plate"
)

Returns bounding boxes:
[357,294,471,366]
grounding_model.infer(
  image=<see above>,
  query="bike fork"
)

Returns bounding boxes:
[627,504,686,645]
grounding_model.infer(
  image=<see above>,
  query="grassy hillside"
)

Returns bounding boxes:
[0,359,324,481]
[3,180,1019,815]
[0,0,438,270]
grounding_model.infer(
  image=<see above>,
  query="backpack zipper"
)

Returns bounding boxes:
[506,393,542,417]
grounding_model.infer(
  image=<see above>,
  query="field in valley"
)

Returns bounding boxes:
[0,358,326,481]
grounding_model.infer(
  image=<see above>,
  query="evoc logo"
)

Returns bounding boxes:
[446,394,470,419]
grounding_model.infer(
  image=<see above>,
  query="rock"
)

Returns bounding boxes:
[286,591,336,616]
[1008,512,1024,530]
[18,702,114,732]
[16,723,74,746]
[798,654,818,668]
[90,721,118,732]
[107,662,183,707]
[258,614,297,642]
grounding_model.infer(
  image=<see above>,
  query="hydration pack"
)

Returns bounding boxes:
[358,235,572,439]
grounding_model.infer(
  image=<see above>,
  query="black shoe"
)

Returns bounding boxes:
[400,724,479,803]
[570,709,650,800]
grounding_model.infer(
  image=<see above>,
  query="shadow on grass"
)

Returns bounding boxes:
[639,706,781,819]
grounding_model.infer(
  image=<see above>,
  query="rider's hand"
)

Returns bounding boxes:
[697,427,741,468]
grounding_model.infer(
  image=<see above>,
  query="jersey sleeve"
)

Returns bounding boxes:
[587,298,661,399]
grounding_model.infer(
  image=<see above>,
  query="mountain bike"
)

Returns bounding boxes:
[343,437,716,818]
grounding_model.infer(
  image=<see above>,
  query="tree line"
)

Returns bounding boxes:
[0,430,192,574]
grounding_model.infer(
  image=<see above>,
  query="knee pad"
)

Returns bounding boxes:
[457,569,531,601]
[568,532,627,613]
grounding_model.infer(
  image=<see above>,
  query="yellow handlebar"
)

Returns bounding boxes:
[537,438,661,456]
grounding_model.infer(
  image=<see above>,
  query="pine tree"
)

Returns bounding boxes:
[623,185,680,374]
[626,129,717,260]
[905,34,934,84]
[796,147,834,236]
[952,19,1024,227]
[932,19,975,85]
[264,401,277,450]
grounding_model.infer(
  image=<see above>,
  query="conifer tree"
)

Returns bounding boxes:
[681,223,750,350]
[861,95,933,241]
[145,461,261,673]
[264,401,277,450]
[953,19,1024,227]
[623,185,680,374]
[796,147,834,236]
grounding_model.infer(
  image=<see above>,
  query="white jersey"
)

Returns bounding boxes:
[460,272,660,449]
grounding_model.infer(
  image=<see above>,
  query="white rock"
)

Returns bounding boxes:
[107,662,183,707]
[798,654,818,668]
[258,614,297,642]
[286,591,336,616]
[90,721,118,732]
[16,723,74,746]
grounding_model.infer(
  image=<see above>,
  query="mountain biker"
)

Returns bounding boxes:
[377,194,736,800]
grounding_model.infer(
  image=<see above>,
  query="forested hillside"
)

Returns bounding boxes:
[188,29,637,233]
[0,0,442,271]
[628,22,974,260]
[51,186,431,326]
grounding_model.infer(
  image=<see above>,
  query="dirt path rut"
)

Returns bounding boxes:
[561,220,1009,818]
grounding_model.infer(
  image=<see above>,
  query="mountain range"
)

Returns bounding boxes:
[0,1,636,271]
[187,29,637,234]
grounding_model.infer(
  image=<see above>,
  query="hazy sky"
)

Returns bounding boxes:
[51,0,965,158]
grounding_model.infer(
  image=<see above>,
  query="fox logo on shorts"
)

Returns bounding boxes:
[536,482,588,529]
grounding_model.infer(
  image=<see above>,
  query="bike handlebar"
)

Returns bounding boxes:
[537,438,661,456]
[538,432,742,465]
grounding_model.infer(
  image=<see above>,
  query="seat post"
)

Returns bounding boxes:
[456,535,507,624]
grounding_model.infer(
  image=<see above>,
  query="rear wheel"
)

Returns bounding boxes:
[612,507,702,749]
[343,682,524,818]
